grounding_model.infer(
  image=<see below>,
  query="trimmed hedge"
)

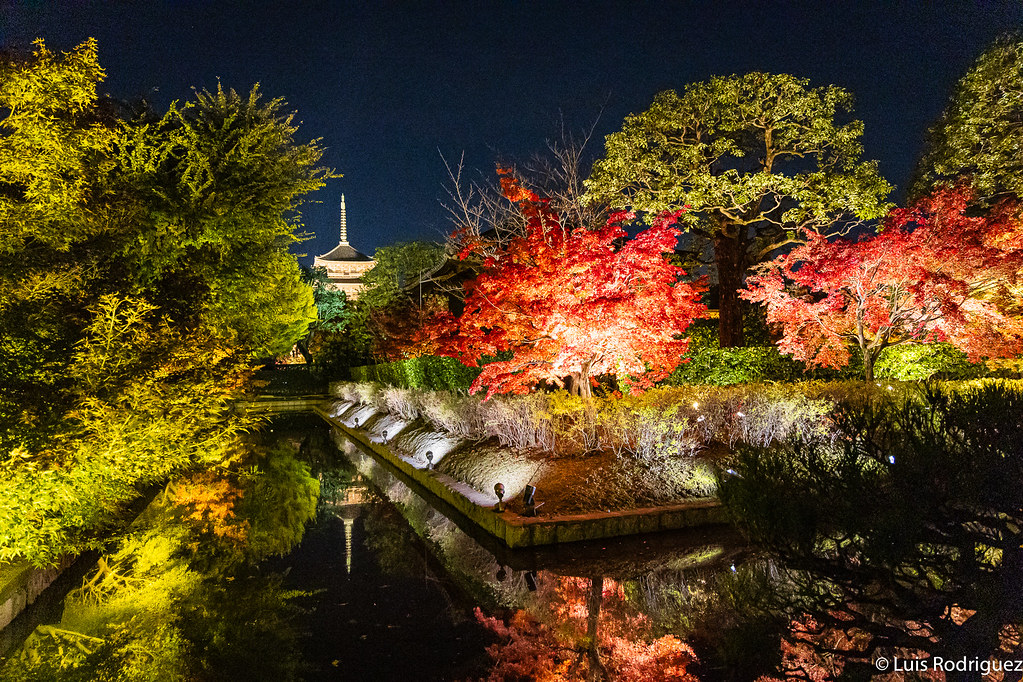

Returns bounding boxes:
[666,318,990,385]
[350,356,481,393]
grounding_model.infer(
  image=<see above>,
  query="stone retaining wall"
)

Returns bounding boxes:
[0,556,74,631]
[314,406,727,549]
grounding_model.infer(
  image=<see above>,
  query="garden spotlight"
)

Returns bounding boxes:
[494,482,505,512]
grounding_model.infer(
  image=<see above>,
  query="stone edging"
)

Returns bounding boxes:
[0,556,74,632]
[236,395,331,414]
[313,406,727,549]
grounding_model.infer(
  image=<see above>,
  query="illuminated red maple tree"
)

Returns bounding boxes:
[742,187,1023,381]
[434,170,707,399]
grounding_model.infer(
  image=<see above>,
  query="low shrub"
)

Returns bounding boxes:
[380,386,420,421]
[415,390,486,439]
[479,394,555,452]
[333,379,1022,457]
[350,356,481,393]
[874,342,984,381]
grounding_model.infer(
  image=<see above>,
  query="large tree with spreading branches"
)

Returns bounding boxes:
[585,72,892,348]
[742,187,1023,381]
[911,33,1023,203]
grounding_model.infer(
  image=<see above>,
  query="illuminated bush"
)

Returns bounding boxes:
[874,342,982,380]
[380,386,420,421]
[478,394,556,452]
[416,390,487,439]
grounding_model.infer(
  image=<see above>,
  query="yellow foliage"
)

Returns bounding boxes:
[170,471,249,543]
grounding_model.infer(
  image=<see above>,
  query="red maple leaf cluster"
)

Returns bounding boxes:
[430,170,707,399]
[742,187,1023,381]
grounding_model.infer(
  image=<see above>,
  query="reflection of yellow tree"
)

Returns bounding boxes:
[476,574,699,681]
[3,439,319,681]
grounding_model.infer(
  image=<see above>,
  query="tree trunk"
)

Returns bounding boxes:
[713,228,748,348]
[586,576,606,682]
[578,361,593,401]
[296,336,314,364]
[863,346,875,382]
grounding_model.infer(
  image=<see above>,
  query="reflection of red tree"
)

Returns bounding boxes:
[758,612,1023,682]
[475,575,698,681]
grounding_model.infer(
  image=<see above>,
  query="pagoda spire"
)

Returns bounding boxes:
[339,194,348,245]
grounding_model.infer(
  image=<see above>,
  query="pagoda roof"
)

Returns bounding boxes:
[316,242,373,262]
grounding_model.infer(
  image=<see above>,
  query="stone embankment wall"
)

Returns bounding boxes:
[317,399,727,549]
[0,556,74,631]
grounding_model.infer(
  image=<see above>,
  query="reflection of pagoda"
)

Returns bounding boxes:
[325,475,370,575]
[313,195,374,299]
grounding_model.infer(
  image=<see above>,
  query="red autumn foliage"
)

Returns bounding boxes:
[475,575,699,682]
[742,187,1023,381]
[431,170,707,399]
[369,295,449,361]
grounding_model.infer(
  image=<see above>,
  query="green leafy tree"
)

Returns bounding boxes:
[293,265,355,363]
[202,249,316,358]
[0,40,331,565]
[585,72,892,347]
[114,82,331,350]
[305,267,354,333]
[0,39,118,447]
[358,240,445,310]
[0,38,114,254]
[911,33,1023,202]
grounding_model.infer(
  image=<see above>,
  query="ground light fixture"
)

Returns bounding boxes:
[523,484,543,517]
[493,482,505,512]
[425,451,434,469]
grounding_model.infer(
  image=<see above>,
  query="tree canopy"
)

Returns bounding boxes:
[358,240,446,310]
[743,187,1023,381]
[0,39,329,563]
[433,171,707,399]
[585,72,892,347]
[911,33,1023,202]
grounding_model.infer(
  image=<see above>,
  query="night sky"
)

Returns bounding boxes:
[2,1,1022,264]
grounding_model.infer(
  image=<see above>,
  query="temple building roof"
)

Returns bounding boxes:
[313,194,375,298]
[316,241,373,262]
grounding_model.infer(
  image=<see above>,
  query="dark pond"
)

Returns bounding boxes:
[6,384,1023,681]
[272,414,750,681]
[0,414,746,681]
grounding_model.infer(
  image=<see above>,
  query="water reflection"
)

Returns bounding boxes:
[322,420,753,681]
[320,472,368,575]
[0,412,823,681]
[721,384,1023,681]
[1,429,321,681]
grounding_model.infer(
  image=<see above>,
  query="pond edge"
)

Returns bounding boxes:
[312,405,728,548]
